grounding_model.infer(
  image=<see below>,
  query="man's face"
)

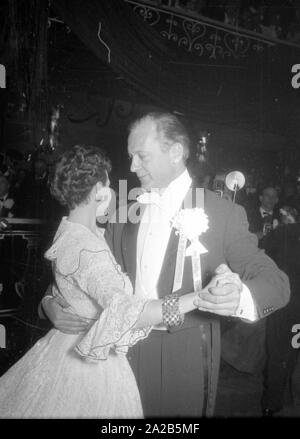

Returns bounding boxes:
[259,188,278,211]
[0,177,9,198]
[128,119,177,190]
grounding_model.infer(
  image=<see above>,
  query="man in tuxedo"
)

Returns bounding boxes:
[41,112,290,417]
[246,186,279,245]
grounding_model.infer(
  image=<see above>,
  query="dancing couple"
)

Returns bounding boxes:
[0,112,289,418]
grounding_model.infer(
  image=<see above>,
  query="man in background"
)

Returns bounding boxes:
[246,185,279,245]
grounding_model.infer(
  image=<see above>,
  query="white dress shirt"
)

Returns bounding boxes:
[135,169,257,322]
[135,169,192,301]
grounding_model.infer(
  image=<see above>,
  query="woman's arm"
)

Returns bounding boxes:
[134,292,197,329]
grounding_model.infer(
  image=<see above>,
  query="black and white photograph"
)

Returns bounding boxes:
[0,0,300,423]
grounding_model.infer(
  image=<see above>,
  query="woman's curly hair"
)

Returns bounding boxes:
[50,145,111,209]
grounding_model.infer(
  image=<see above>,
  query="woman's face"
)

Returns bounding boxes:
[95,174,112,217]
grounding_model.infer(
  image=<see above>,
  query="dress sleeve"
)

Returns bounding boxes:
[66,247,152,360]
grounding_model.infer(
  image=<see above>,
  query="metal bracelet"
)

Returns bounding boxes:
[162,293,184,329]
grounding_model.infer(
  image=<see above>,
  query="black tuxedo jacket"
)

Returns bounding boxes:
[246,204,279,235]
[105,187,290,325]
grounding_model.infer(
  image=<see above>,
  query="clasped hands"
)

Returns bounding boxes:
[193,264,242,317]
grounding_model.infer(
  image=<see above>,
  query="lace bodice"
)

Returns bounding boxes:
[45,218,152,360]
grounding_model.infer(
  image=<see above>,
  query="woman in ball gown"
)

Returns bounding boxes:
[0,145,199,418]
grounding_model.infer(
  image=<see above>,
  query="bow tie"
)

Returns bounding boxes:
[137,191,161,206]
[262,210,272,217]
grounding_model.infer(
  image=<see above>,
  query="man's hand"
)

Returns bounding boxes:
[194,264,243,316]
[42,296,90,334]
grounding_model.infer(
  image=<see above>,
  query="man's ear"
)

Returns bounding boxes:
[169,142,184,164]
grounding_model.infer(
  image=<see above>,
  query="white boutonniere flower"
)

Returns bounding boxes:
[171,208,209,240]
[3,198,14,210]
[171,208,209,256]
[171,208,209,292]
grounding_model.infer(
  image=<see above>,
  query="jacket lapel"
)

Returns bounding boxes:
[157,183,208,297]
[121,204,143,285]
[157,227,180,297]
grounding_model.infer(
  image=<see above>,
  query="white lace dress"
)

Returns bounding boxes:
[0,218,151,418]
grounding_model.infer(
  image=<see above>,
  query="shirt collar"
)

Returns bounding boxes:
[160,169,192,214]
[260,206,273,216]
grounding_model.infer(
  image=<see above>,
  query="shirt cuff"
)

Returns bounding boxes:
[233,283,258,322]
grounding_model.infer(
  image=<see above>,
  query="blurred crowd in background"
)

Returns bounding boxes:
[1,146,300,228]
[200,166,300,228]
[0,150,66,221]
